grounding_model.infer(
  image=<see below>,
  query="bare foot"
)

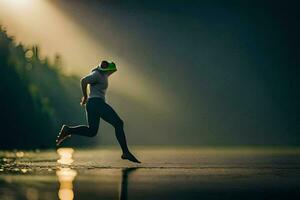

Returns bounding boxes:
[56,125,71,146]
[121,152,141,163]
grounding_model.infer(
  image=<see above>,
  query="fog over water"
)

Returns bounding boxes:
[0,0,299,145]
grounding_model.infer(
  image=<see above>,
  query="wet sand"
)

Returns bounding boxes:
[1,147,300,200]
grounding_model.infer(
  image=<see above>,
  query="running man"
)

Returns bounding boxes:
[56,61,140,163]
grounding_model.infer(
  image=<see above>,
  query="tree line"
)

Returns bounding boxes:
[0,25,88,149]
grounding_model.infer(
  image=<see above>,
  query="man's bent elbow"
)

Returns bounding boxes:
[81,77,88,85]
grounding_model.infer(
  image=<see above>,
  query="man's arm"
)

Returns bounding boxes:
[81,77,88,98]
[80,77,88,106]
[80,71,98,106]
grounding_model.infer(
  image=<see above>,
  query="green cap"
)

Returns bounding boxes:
[99,62,117,72]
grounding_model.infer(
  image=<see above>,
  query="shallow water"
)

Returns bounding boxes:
[0,147,300,200]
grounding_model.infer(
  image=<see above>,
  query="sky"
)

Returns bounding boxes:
[0,0,299,145]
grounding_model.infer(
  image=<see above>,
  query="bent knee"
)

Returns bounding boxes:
[114,118,124,128]
[87,126,98,137]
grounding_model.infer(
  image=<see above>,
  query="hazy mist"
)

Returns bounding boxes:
[0,0,299,146]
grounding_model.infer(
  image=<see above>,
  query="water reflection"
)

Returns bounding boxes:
[56,148,138,200]
[56,148,77,200]
[56,168,77,200]
[119,168,138,200]
[57,148,74,165]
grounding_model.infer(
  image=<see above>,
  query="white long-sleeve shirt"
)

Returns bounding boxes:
[83,70,108,100]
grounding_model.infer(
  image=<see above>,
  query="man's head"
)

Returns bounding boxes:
[100,60,109,69]
[98,60,117,72]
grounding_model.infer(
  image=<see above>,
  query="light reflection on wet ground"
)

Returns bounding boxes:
[0,147,300,199]
[56,148,76,200]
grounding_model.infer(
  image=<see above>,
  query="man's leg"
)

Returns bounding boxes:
[56,102,100,145]
[99,102,140,163]
[67,109,100,137]
[99,102,129,153]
